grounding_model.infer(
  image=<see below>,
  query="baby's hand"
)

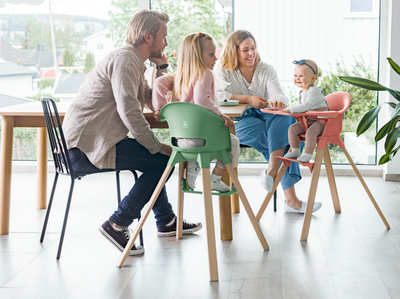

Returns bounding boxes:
[154,110,161,121]
[281,108,290,113]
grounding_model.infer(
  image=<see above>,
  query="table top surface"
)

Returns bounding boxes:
[0,101,248,118]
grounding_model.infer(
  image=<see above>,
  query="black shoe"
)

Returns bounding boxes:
[98,220,144,255]
[157,217,202,237]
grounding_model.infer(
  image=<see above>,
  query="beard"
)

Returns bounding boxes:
[149,44,164,58]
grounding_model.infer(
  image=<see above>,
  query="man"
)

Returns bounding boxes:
[62,9,202,256]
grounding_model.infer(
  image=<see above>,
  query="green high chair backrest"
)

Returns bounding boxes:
[159,102,232,169]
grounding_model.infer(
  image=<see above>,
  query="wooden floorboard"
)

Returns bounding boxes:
[0,171,399,299]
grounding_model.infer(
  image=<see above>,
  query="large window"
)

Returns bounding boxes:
[1,0,381,165]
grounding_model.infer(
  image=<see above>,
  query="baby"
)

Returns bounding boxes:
[282,59,328,163]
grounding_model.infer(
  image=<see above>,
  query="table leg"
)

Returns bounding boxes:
[37,128,47,210]
[219,171,233,240]
[229,126,240,213]
[0,116,14,235]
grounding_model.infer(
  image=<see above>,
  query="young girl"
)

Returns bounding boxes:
[152,32,240,192]
[282,59,328,162]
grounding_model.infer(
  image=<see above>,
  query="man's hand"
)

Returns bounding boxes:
[248,96,269,109]
[158,143,172,156]
[149,53,168,68]
[154,110,161,122]
[268,101,286,110]
[220,114,235,128]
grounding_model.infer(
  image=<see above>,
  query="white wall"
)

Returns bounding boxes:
[234,0,379,85]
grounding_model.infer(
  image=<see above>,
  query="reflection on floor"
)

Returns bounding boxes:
[1,171,399,299]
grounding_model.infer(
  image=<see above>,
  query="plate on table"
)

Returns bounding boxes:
[219,100,239,106]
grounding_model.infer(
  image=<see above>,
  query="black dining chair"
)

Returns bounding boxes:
[40,97,143,260]
[240,144,277,212]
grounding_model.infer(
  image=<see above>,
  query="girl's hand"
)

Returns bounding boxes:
[268,101,286,110]
[220,114,235,128]
[158,143,172,156]
[154,110,161,122]
[248,96,268,109]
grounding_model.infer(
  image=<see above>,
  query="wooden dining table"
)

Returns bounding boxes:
[0,101,247,240]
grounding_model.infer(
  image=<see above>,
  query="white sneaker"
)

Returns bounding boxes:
[283,201,322,213]
[211,179,230,192]
[260,170,274,193]
[186,161,201,191]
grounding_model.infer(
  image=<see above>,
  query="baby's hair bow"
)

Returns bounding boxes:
[293,59,317,75]
[198,32,203,36]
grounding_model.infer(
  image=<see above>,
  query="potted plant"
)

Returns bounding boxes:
[339,58,400,164]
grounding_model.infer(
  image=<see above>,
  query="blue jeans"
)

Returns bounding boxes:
[67,139,175,228]
[235,108,301,190]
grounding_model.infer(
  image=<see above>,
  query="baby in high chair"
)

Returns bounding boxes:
[282,59,328,163]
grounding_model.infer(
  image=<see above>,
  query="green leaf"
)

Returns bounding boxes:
[379,145,400,165]
[375,114,400,142]
[387,88,400,101]
[388,102,397,109]
[384,126,400,153]
[356,104,382,136]
[339,76,387,91]
[388,58,400,76]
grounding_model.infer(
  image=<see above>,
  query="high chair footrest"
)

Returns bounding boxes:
[276,156,314,172]
[181,179,237,196]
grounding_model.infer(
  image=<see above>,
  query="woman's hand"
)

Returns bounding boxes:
[220,114,235,128]
[281,108,290,113]
[248,96,269,109]
[268,101,286,110]
[154,110,161,122]
[158,143,172,156]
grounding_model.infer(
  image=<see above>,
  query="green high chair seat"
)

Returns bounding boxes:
[117,102,269,281]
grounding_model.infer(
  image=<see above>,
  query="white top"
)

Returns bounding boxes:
[289,85,328,113]
[214,61,288,110]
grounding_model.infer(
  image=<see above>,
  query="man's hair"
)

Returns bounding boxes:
[125,9,169,46]
[173,32,215,99]
[219,30,261,71]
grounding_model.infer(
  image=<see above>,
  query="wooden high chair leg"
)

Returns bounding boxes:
[230,167,240,214]
[255,163,287,221]
[323,147,341,213]
[201,168,219,282]
[342,147,390,229]
[176,162,186,239]
[225,163,269,250]
[301,149,324,240]
[117,165,174,268]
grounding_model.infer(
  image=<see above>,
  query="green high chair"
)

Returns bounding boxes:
[117,102,269,281]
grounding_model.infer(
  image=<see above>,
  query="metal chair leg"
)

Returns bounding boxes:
[40,172,59,243]
[273,190,277,212]
[56,180,75,260]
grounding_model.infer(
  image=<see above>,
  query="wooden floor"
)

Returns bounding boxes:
[1,170,400,299]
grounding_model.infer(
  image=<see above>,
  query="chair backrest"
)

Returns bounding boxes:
[159,102,231,166]
[321,91,351,138]
[41,97,74,177]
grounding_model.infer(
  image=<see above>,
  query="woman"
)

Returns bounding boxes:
[215,30,321,213]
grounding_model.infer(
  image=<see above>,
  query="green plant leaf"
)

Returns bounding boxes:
[375,114,400,142]
[388,102,397,109]
[379,145,400,165]
[339,76,387,91]
[388,58,400,76]
[356,104,382,136]
[384,126,400,153]
[387,88,400,101]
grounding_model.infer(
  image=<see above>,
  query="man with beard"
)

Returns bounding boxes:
[62,9,202,256]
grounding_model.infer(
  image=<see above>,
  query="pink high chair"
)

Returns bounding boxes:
[257,91,390,240]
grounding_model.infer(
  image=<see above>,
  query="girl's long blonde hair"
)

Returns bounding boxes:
[219,30,261,71]
[173,32,214,99]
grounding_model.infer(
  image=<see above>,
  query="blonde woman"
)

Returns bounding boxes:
[215,30,322,213]
[152,32,240,192]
